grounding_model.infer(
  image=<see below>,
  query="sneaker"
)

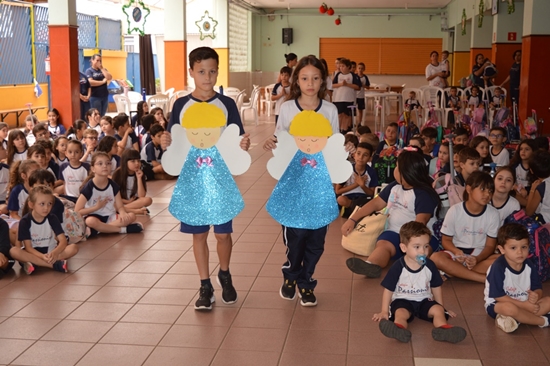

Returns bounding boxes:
[346,258,382,278]
[53,260,68,273]
[23,262,35,275]
[194,285,215,311]
[126,223,144,234]
[432,326,467,343]
[280,279,297,300]
[298,288,317,307]
[217,272,237,304]
[379,319,411,343]
[495,314,519,333]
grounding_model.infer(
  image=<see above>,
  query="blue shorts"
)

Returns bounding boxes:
[377,230,440,260]
[390,298,447,323]
[356,98,365,111]
[486,304,497,319]
[334,102,353,116]
[180,220,233,234]
[86,214,111,237]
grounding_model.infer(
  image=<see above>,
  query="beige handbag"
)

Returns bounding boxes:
[341,207,388,257]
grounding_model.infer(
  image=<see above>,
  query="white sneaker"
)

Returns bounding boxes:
[495,314,519,333]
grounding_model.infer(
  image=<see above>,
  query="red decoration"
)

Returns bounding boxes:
[327,7,335,16]
[319,3,328,14]
[335,16,341,25]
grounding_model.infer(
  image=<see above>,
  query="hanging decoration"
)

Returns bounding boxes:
[478,0,484,28]
[195,10,218,40]
[319,3,327,13]
[461,9,467,35]
[335,16,341,25]
[122,0,150,36]
[506,0,515,14]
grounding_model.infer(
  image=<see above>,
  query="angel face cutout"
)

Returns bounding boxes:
[181,103,225,149]
[289,110,332,155]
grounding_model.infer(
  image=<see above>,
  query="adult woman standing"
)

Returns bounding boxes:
[86,54,112,116]
[277,53,298,83]
[500,50,521,104]
[472,53,495,87]
[425,51,446,88]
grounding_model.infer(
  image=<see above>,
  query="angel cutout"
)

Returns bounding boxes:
[162,102,251,226]
[266,110,352,229]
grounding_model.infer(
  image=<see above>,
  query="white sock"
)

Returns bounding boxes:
[365,260,372,264]
[120,227,127,234]
[540,315,549,328]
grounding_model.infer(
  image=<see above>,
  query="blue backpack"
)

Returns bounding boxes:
[504,210,550,282]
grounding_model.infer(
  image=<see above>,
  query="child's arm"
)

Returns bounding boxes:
[9,211,21,220]
[45,233,68,264]
[415,213,432,226]
[22,240,49,262]
[372,289,393,321]
[117,128,131,153]
[342,196,386,236]
[525,179,543,216]
[74,194,108,216]
[356,174,375,196]
[135,170,146,198]
[441,235,464,257]
[334,181,359,195]
[80,147,92,163]
[466,236,497,269]
[271,89,286,101]
[114,192,132,225]
[495,293,541,314]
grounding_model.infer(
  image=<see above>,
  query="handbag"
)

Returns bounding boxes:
[341,207,388,256]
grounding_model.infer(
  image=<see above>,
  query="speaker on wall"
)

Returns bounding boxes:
[282,28,293,45]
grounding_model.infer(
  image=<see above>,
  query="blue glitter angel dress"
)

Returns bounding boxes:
[169,145,244,226]
[267,150,338,229]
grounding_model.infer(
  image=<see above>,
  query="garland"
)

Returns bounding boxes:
[507,0,515,14]
[478,0,484,28]
[461,9,467,35]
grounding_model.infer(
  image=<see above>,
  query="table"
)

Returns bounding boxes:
[0,106,47,127]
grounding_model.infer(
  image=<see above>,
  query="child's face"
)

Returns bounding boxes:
[66,144,82,163]
[498,238,529,269]
[110,142,118,156]
[340,64,350,73]
[453,153,460,171]
[467,184,492,206]
[117,122,129,134]
[408,139,422,149]
[494,170,514,194]
[471,88,479,97]
[25,120,34,131]
[350,64,356,73]
[0,127,8,140]
[29,193,54,218]
[409,92,416,100]
[354,147,371,166]
[91,156,112,176]
[143,103,149,113]
[461,158,481,175]
[357,64,365,74]
[399,235,431,264]
[438,145,449,164]
[85,135,98,149]
[385,127,397,142]
[450,89,457,97]
[294,136,328,155]
[422,135,435,148]
[154,110,164,122]
[189,58,219,94]
[281,73,290,83]
[127,158,141,173]
[14,136,26,150]
[48,112,58,125]
[101,120,113,134]
[519,143,533,161]
[494,89,502,97]
[30,152,47,168]
[44,149,52,163]
[35,130,49,141]
[453,134,469,146]
[297,65,322,98]
[186,127,221,150]
[152,132,163,146]
[57,139,67,155]
[475,141,489,158]
[489,131,506,146]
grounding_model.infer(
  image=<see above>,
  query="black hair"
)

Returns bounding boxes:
[489,126,507,136]
[453,127,469,138]
[464,171,494,201]
[530,150,550,180]
[189,47,219,69]
[285,53,298,63]
[356,142,373,155]
[421,127,437,139]
[112,149,146,200]
[113,113,130,130]
[280,66,292,75]
[29,168,55,187]
[510,139,537,167]
[344,134,358,148]
[136,101,147,124]
[387,122,398,130]
[150,124,165,137]
[534,136,549,152]
[430,50,439,57]
[32,122,47,136]
[458,147,480,163]
[288,55,327,101]
[67,119,87,137]
[497,223,529,247]
[512,50,521,59]
[141,114,156,134]
[98,135,117,154]
[350,61,357,67]
[357,125,372,135]
[339,58,351,68]
[470,135,492,165]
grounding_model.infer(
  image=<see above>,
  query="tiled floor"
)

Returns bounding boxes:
[1,113,549,365]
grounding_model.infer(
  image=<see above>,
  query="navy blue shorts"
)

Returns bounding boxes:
[356,98,365,111]
[35,247,49,254]
[377,230,440,260]
[180,220,233,234]
[86,214,111,237]
[486,304,497,319]
[334,102,353,116]
[390,298,447,323]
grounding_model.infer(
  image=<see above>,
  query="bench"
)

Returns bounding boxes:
[0,106,48,127]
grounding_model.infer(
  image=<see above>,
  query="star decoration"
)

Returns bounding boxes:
[195,11,218,40]
[122,0,151,36]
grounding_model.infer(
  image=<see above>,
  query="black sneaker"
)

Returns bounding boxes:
[298,288,317,307]
[346,258,382,278]
[432,326,467,343]
[280,279,297,300]
[52,260,68,273]
[379,319,411,343]
[194,285,215,311]
[217,272,237,304]
[126,223,143,234]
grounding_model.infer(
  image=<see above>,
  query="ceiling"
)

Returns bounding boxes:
[244,0,452,10]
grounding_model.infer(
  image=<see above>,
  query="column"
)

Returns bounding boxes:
[453,20,471,86]
[491,2,523,89]
[164,0,187,91]
[48,0,79,128]
[211,0,229,88]
[520,0,550,134]
[470,12,493,70]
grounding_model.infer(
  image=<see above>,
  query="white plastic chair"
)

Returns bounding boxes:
[163,87,175,99]
[240,86,261,125]
[261,84,276,117]
[235,90,246,111]
[126,91,143,116]
[148,94,170,113]
[113,95,131,115]
[421,86,445,126]
[224,88,242,101]
[463,86,485,116]
[168,90,192,113]
[401,88,424,126]
[443,88,464,127]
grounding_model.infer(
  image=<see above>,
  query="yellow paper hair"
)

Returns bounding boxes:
[288,110,333,137]
[181,102,225,128]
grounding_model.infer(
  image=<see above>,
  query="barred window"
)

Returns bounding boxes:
[229,4,249,72]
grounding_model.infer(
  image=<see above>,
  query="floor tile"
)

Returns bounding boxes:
[120,304,185,324]
[13,300,82,319]
[232,307,293,329]
[76,344,153,366]
[0,281,56,299]
[60,271,118,286]
[0,299,34,317]
[242,290,298,310]
[0,317,59,339]
[279,352,346,366]
[211,350,280,366]
[78,259,132,272]
[414,359,482,366]
[67,302,133,321]
[346,355,414,366]
[159,324,229,348]
[38,284,101,301]
[13,340,94,366]
[143,347,216,366]
[220,327,287,352]
[42,319,115,342]
[175,306,239,327]
[99,322,171,346]
[0,339,34,364]
[139,288,196,306]
[284,329,348,355]
[136,250,185,262]
[291,309,350,331]
[87,286,148,303]
[348,331,412,356]
[105,272,163,288]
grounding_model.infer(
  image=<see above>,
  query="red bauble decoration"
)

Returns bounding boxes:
[319,3,328,14]
[327,7,335,16]
[335,17,341,25]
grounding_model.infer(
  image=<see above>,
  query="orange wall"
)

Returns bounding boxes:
[214,48,229,88]
[452,51,470,85]
[101,50,128,81]
[492,43,522,105]
[165,40,187,91]
[469,48,492,71]
[0,84,49,128]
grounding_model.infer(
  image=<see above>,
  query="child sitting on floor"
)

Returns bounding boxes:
[373,221,467,344]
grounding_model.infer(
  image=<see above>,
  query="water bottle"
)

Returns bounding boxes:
[219,85,223,95]
[141,88,146,101]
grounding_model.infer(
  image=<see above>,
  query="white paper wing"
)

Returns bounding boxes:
[161,124,191,176]
[217,124,251,176]
[266,130,299,180]
[323,133,353,183]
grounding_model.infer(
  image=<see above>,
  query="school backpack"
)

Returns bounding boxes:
[504,210,550,282]
[374,145,399,185]
[522,117,538,138]
[493,107,510,128]
[58,197,86,244]
[433,173,465,220]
